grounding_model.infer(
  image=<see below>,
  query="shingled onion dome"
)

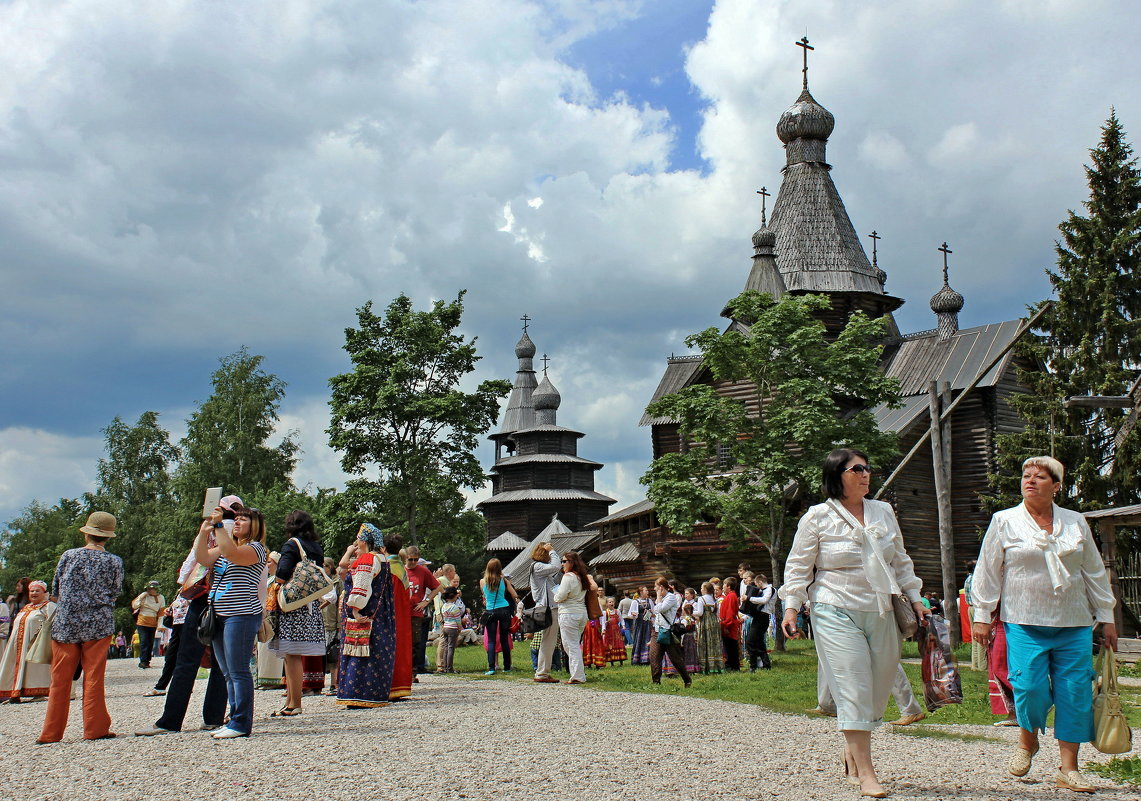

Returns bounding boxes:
[515,331,536,359]
[874,264,889,287]
[533,374,561,425]
[930,281,965,341]
[776,87,835,166]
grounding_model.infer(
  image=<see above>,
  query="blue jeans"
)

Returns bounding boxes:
[212,613,261,735]
[155,601,227,731]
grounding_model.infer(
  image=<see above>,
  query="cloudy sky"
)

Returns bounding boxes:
[2,0,1138,529]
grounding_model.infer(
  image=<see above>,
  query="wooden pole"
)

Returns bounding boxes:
[929,381,960,644]
[875,302,1052,500]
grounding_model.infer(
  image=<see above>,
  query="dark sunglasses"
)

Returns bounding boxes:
[844,464,875,475]
[561,558,570,563]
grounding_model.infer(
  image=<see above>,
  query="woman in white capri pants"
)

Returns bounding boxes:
[781,448,928,798]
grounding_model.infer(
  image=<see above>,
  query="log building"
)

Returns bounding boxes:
[477,328,614,553]
[588,48,1035,595]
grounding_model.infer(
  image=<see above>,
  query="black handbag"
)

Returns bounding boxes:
[670,621,687,638]
[521,605,552,634]
[196,565,222,647]
[196,600,216,646]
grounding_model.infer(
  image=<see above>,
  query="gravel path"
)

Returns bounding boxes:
[2,661,1134,800]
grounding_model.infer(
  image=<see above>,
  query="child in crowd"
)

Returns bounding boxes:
[436,587,464,674]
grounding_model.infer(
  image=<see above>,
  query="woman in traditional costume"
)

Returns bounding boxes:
[336,524,395,709]
[629,586,653,665]
[0,580,54,701]
[602,597,627,665]
[581,588,606,669]
[386,535,413,699]
[694,582,722,674]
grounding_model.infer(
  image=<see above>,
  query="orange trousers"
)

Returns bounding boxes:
[39,636,113,742]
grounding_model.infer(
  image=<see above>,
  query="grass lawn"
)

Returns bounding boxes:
[446,637,1141,731]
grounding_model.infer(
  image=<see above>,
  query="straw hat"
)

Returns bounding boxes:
[80,511,118,538]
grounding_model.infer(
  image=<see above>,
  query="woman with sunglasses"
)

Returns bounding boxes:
[780,448,927,798]
[553,551,591,684]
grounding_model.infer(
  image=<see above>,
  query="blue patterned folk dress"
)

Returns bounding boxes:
[336,552,396,709]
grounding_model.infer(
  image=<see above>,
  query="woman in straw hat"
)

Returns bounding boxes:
[37,511,124,743]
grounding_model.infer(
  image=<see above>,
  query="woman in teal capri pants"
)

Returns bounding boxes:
[971,455,1118,793]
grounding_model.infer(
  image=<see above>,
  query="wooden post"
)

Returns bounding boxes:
[929,381,960,644]
[1090,520,1127,638]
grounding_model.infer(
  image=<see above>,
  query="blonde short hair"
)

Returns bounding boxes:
[1023,455,1064,484]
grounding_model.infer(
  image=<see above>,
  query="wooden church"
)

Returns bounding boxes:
[477,326,614,557]
[588,42,1036,595]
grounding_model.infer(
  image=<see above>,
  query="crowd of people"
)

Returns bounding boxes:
[0,449,1123,798]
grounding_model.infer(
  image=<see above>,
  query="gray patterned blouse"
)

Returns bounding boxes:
[51,547,124,643]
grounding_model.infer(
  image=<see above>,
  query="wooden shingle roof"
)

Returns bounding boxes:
[872,318,1025,434]
[639,356,704,426]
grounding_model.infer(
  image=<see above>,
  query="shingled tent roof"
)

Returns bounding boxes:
[485,531,530,552]
[872,318,1026,435]
[502,516,600,591]
[767,86,903,312]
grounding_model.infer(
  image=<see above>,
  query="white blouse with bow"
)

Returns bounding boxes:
[971,503,1115,628]
[779,499,923,615]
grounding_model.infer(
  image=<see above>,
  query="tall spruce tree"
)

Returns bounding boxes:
[990,112,1141,512]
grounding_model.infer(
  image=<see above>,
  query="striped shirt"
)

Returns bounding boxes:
[210,542,267,617]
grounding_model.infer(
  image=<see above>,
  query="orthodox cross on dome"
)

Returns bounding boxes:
[795,36,814,89]
[938,242,953,284]
[520,313,531,333]
[540,353,550,375]
[756,187,770,225]
[868,230,881,267]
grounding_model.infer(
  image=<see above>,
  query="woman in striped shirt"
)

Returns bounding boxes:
[194,505,268,739]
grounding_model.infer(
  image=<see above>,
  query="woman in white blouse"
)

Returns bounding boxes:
[553,550,590,685]
[971,456,1117,794]
[780,448,927,799]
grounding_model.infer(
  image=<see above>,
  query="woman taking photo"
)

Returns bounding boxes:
[971,456,1117,793]
[529,542,562,683]
[780,448,926,798]
[270,510,327,714]
[195,504,268,739]
[479,558,517,675]
[648,577,691,688]
[0,580,54,702]
[131,581,165,669]
[38,512,124,743]
[553,551,590,684]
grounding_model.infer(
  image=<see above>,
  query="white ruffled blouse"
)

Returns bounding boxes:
[971,503,1115,628]
[779,499,923,615]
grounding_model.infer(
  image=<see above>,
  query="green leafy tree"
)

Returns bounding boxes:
[327,292,511,546]
[0,498,85,592]
[989,113,1141,514]
[641,291,901,587]
[87,412,182,600]
[174,347,299,527]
